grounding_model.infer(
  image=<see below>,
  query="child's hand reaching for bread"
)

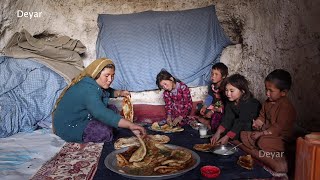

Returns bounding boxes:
[166,116,173,126]
[172,116,183,126]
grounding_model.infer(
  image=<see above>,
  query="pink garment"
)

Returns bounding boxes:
[163,82,192,122]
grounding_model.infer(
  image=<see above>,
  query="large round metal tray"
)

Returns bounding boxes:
[105,144,200,180]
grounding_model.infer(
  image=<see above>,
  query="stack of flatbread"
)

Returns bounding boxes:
[193,143,215,152]
[122,96,134,122]
[114,135,170,149]
[116,136,195,175]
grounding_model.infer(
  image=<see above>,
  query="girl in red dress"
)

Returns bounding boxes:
[156,70,193,126]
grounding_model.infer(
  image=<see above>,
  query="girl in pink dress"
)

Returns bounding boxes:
[156,70,193,126]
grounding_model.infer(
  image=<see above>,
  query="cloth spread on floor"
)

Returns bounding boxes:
[0,129,65,180]
[31,142,103,180]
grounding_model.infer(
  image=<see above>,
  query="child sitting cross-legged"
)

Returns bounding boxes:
[210,74,261,145]
[156,69,193,126]
[240,69,296,153]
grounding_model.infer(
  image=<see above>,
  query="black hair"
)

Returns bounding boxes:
[224,74,252,101]
[212,62,228,78]
[95,64,115,80]
[156,69,180,89]
[265,69,292,91]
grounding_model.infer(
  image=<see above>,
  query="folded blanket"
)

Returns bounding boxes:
[2,29,86,83]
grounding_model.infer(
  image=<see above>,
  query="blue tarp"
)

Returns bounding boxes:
[96,5,231,91]
[0,56,67,138]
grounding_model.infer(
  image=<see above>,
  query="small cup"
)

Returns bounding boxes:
[201,165,220,178]
[199,126,208,136]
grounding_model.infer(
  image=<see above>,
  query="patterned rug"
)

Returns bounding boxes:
[31,142,103,180]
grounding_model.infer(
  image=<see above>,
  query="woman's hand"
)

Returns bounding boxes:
[118,118,146,137]
[217,135,229,145]
[129,123,146,137]
[210,132,221,145]
[119,90,131,97]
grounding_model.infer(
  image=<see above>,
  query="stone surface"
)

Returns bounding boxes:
[0,0,319,131]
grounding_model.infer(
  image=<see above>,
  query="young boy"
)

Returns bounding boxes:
[241,69,296,152]
[197,62,228,131]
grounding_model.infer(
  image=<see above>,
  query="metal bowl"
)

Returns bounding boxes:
[211,144,238,156]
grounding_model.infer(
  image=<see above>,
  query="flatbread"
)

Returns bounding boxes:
[150,122,184,133]
[237,155,254,170]
[122,96,134,122]
[114,135,170,149]
[116,146,139,167]
[114,137,140,149]
[149,134,170,144]
[129,136,147,162]
[116,137,195,176]
[193,143,214,152]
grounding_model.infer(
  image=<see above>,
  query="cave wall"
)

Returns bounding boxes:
[216,0,320,131]
[0,0,319,131]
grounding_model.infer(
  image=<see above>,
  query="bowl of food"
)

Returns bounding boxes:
[211,144,238,156]
[200,165,220,178]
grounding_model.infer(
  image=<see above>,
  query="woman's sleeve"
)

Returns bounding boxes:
[107,88,116,98]
[85,88,121,128]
